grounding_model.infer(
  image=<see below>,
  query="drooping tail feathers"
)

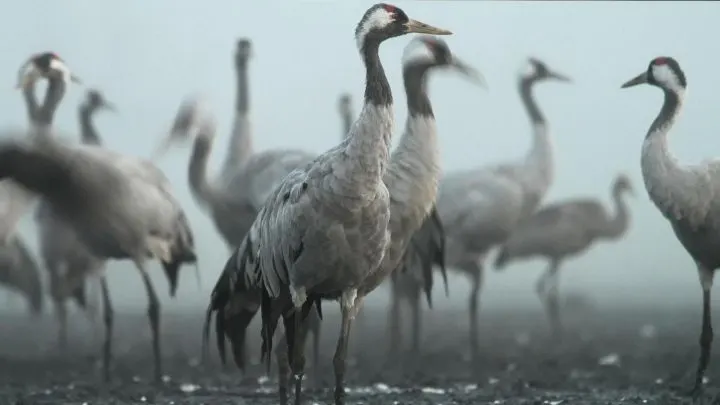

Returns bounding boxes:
[397,205,448,308]
[202,245,261,371]
[493,245,511,271]
[162,211,199,297]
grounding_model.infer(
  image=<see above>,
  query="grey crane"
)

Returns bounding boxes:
[0,182,43,316]
[620,56,713,397]
[35,89,115,349]
[494,174,634,336]
[165,98,322,386]
[10,53,199,383]
[205,5,452,404]
[437,58,570,361]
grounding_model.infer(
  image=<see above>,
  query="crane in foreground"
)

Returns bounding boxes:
[494,174,634,336]
[621,56,712,398]
[9,53,199,383]
[34,88,116,349]
[205,5,452,404]
[437,58,570,362]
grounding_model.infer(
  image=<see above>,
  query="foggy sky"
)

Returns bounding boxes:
[0,1,718,314]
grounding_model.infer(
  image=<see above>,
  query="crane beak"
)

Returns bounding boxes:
[404,19,452,36]
[451,57,487,89]
[621,72,648,89]
[548,70,571,83]
[70,74,83,86]
[102,101,117,113]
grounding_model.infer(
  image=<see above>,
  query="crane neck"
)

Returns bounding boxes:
[514,76,554,214]
[221,58,253,180]
[640,88,702,222]
[602,187,631,239]
[78,105,103,146]
[341,111,353,141]
[402,62,435,118]
[23,78,66,138]
[188,131,217,211]
[338,38,394,200]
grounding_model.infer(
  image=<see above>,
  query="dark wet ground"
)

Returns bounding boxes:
[1,302,720,405]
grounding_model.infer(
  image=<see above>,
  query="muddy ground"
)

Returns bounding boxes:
[0,303,719,405]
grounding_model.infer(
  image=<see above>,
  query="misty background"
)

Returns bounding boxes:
[0,1,717,316]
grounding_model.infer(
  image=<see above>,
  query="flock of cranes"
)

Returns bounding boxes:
[0,3,714,404]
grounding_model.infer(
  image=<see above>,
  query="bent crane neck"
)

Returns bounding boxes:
[24,79,66,137]
[640,89,705,224]
[78,106,102,146]
[515,77,554,211]
[221,58,253,180]
[602,188,631,239]
[188,133,217,211]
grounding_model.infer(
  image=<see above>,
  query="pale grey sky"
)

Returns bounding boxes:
[1,1,718,314]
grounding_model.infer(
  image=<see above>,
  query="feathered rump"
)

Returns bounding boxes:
[202,235,261,370]
[396,205,448,306]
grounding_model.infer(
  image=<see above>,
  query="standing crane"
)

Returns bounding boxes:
[494,174,634,336]
[621,56,713,398]
[206,8,457,403]
[9,53,199,383]
[437,58,570,361]
[34,89,116,349]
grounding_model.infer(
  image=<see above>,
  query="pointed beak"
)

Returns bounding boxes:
[621,71,648,89]
[70,74,83,86]
[404,19,452,36]
[450,57,487,89]
[151,137,174,160]
[102,101,117,113]
[548,70,572,83]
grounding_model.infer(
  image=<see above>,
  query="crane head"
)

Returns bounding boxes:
[402,36,487,88]
[520,58,571,83]
[153,95,212,159]
[235,38,253,66]
[613,173,634,197]
[85,89,116,113]
[16,52,82,91]
[620,56,686,93]
[354,4,451,51]
[338,93,352,116]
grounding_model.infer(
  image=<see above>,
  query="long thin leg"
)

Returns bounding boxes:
[290,310,307,405]
[410,288,422,357]
[692,265,714,398]
[99,275,113,382]
[135,260,162,383]
[387,280,402,358]
[275,333,290,405]
[544,260,562,338]
[468,265,482,362]
[334,289,357,405]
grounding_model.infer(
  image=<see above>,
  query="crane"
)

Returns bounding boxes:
[494,174,634,336]
[437,57,570,361]
[10,53,199,383]
[205,5,452,405]
[621,56,712,398]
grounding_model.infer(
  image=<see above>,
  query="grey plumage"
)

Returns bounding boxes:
[621,56,712,397]
[0,182,43,316]
[436,57,570,361]
[494,174,633,335]
[6,55,198,383]
[206,6,453,404]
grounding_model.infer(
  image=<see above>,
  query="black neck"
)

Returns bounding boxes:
[235,59,249,114]
[22,85,40,124]
[403,62,435,118]
[519,77,543,124]
[362,39,392,107]
[647,89,681,139]
[78,106,102,145]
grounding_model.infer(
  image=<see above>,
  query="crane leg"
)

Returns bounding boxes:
[691,265,714,398]
[334,289,358,405]
[99,275,114,383]
[309,310,321,388]
[275,332,290,405]
[410,287,422,359]
[135,261,163,383]
[386,278,402,359]
[468,264,483,363]
[545,260,562,339]
[281,304,310,405]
